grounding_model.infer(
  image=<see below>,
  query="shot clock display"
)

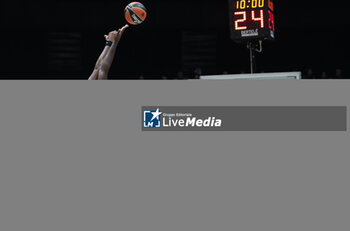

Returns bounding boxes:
[229,0,275,41]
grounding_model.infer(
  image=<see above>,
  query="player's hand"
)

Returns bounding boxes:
[104,25,129,43]
[104,30,118,42]
[104,31,115,42]
[110,25,129,42]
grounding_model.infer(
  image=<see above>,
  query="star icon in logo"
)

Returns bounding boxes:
[150,108,162,121]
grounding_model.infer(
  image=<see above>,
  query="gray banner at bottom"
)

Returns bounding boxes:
[142,106,347,131]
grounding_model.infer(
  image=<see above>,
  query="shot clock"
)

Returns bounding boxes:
[229,0,275,42]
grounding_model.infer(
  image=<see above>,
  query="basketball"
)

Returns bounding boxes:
[124,2,147,25]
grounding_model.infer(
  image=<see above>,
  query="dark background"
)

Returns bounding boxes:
[1,0,349,79]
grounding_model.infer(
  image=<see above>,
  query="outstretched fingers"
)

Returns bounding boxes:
[121,24,129,31]
[114,24,129,43]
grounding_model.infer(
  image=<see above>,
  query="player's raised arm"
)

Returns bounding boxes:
[88,24,129,80]
[88,35,112,80]
[98,24,129,80]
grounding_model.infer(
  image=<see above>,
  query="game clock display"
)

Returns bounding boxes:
[229,0,275,41]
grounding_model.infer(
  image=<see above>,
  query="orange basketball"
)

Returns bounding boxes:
[124,2,147,25]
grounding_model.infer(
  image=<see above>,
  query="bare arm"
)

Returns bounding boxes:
[95,46,110,69]
[98,41,118,80]
[94,35,115,70]
[88,35,111,80]
[98,25,129,80]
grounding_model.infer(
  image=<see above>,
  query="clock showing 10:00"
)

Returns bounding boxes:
[229,0,275,42]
